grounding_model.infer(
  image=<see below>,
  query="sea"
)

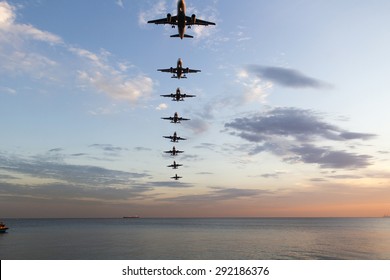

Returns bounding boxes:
[1,218,389,260]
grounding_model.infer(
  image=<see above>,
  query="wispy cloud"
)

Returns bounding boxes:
[0,152,147,187]
[138,0,167,26]
[161,187,271,203]
[186,0,218,41]
[0,1,153,104]
[71,47,154,103]
[115,0,124,8]
[0,1,62,78]
[225,107,376,169]
[156,103,168,110]
[0,2,62,44]
[245,65,332,89]
[0,86,16,95]
[0,181,151,202]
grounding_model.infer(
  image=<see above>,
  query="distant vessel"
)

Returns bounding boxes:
[123,216,140,219]
[383,214,390,218]
[0,222,9,233]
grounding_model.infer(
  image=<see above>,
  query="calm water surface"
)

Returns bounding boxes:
[1,218,389,259]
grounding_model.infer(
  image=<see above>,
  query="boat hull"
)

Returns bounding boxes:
[0,227,9,233]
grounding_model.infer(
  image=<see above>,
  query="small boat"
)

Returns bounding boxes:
[123,215,140,219]
[0,222,9,233]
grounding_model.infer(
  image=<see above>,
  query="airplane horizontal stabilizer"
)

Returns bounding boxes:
[170,34,194,38]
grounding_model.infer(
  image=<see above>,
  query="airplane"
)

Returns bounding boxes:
[164,146,184,156]
[161,88,196,102]
[158,58,200,79]
[163,132,187,142]
[167,161,183,169]
[161,112,190,123]
[147,0,216,39]
[171,174,182,180]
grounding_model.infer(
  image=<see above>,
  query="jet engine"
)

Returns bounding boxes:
[185,67,189,73]
[170,67,174,73]
[191,14,196,24]
[167,13,172,23]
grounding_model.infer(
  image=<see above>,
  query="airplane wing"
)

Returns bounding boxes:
[161,117,173,121]
[178,117,190,121]
[177,137,187,141]
[185,16,215,26]
[163,136,173,140]
[183,68,201,74]
[183,94,196,98]
[158,68,177,73]
[148,16,178,25]
[161,94,174,98]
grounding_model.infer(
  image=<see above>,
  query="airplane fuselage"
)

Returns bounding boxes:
[177,0,187,39]
[176,58,184,79]
[175,88,181,101]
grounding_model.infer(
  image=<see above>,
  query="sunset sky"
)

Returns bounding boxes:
[1,0,390,218]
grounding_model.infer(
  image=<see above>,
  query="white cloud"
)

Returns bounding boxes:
[0,1,62,78]
[156,103,168,110]
[78,70,153,103]
[116,0,124,8]
[0,86,16,95]
[0,1,154,104]
[236,68,271,103]
[138,0,167,26]
[0,1,62,44]
[0,1,15,27]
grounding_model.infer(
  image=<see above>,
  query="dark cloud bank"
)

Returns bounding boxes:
[225,107,376,169]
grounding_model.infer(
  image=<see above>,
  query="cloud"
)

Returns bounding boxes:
[0,2,62,78]
[246,65,331,89]
[0,1,153,104]
[89,144,127,153]
[0,2,62,44]
[183,118,210,134]
[134,146,152,152]
[289,144,372,169]
[0,86,16,95]
[0,181,151,202]
[116,0,124,8]
[235,70,271,103]
[72,47,154,103]
[0,152,147,187]
[138,0,167,26]
[225,107,375,169]
[226,107,375,143]
[186,1,218,41]
[78,71,153,104]
[156,103,168,110]
[145,180,194,189]
[260,171,287,179]
[161,187,271,203]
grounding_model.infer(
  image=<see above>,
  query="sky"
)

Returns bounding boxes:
[1,0,390,218]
